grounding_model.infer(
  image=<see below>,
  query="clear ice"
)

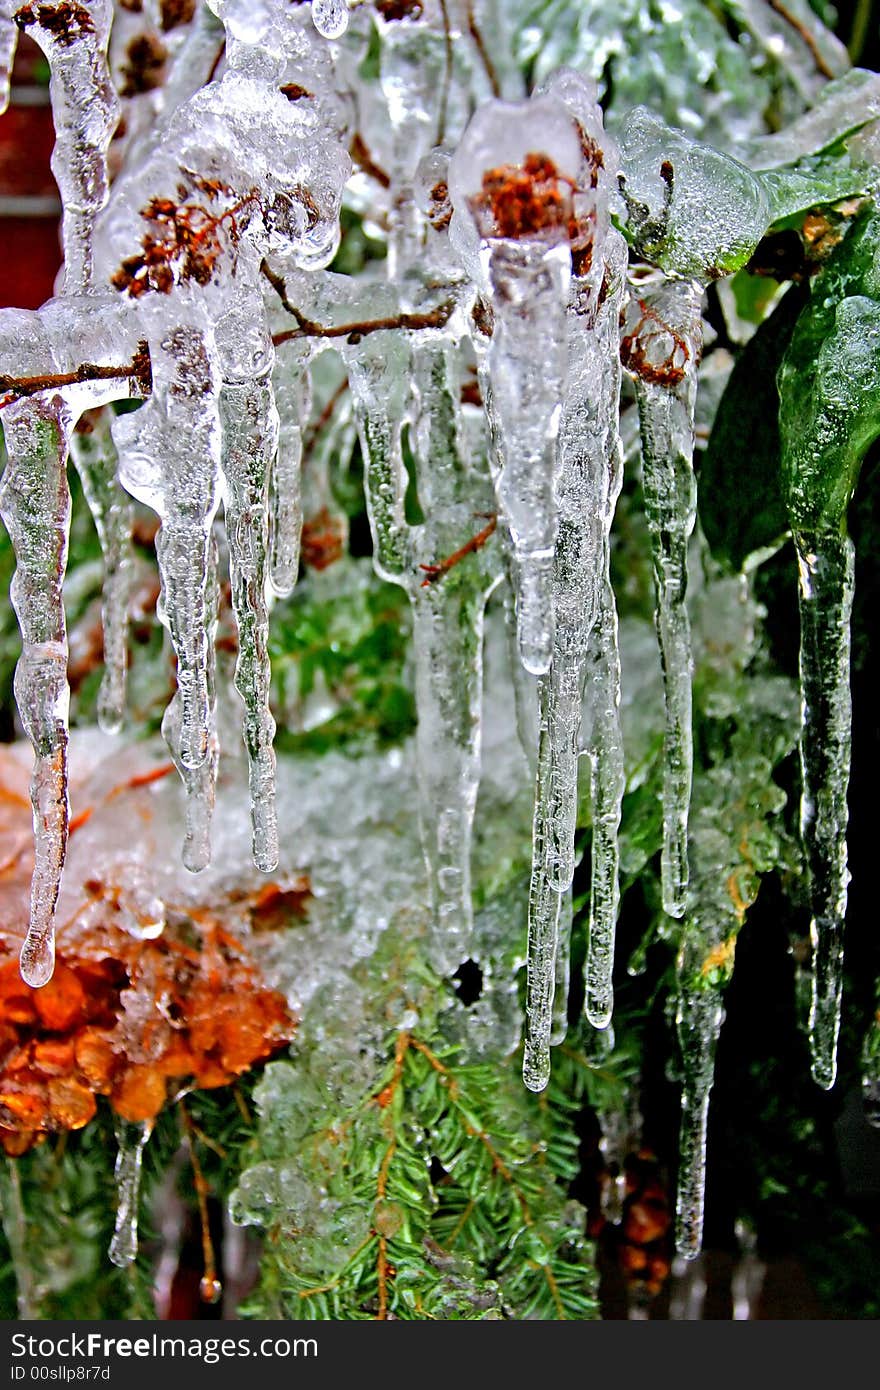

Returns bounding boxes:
[109,1118,152,1268]
[0,0,876,1278]
[625,278,702,919]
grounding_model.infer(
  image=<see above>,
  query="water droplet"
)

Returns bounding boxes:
[200,1275,223,1304]
[311,0,348,40]
[20,932,54,989]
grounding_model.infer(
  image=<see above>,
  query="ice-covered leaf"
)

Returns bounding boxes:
[700,282,806,572]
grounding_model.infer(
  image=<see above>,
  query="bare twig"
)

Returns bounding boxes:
[0,342,151,410]
[419,513,497,586]
[465,1,501,98]
[767,0,837,79]
[263,260,455,344]
[350,133,391,190]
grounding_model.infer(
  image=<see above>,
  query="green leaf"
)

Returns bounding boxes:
[760,153,870,224]
[779,207,880,532]
[699,281,807,571]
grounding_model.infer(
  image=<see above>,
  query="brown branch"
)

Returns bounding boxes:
[302,377,349,462]
[436,0,453,146]
[206,38,225,85]
[419,513,497,586]
[350,133,391,190]
[179,1100,221,1305]
[620,298,691,388]
[263,260,456,344]
[372,1029,411,1321]
[0,342,152,410]
[767,0,837,79]
[466,1,502,98]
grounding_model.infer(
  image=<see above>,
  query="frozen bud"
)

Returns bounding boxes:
[415,148,453,231]
[448,94,589,286]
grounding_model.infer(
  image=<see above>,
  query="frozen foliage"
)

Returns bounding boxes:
[0,0,879,1284]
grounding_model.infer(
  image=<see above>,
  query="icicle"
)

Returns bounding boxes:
[346,326,412,584]
[69,409,134,735]
[778,250,880,1091]
[218,358,280,874]
[478,238,569,677]
[0,10,17,115]
[583,574,625,1031]
[410,579,489,967]
[674,985,723,1259]
[624,279,702,919]
[523,840,562,1093]
[375,0,448,194]
[0,395,72,988]
[15,0,118,294]
[347,314,499,966]
[795,532,854,1091]
[550,886,572,1047]
[109,1117,152,1269]
[1,1157,38,1319]
[112,322,222,862]
[269,354,308,598]
[448,95,581,675]
[160,534,220,874]
[410,336,499,967]
[861,979,880,1127]
[510,81,625,1074]
[311,0,349,41]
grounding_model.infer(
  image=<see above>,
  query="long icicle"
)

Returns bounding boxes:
[524,228,627,1079]
[269,353,308,599]
[149,326,220,779]
[674,982,723,1259]
[219,372,280,873]
[795,530,854,1090]
[160,534,220,874]
[777,238,880,1091]
[112,320,222,860]
[626,278,701,920]
[483,240,570,676]
[0,395,72,987]
[409,339,498,968]
[583,569,625,1030]
[16,0,118,295]
[69,408,134,735]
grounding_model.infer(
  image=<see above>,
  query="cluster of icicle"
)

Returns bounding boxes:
[0,0,868,1263]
